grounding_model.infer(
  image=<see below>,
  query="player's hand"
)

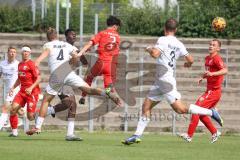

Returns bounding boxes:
[198,78,203,85]
[145,46,152,52]
[184,62,192,68]
[204,71,214,77]
[8,88,14,96]
[25,87,33,95]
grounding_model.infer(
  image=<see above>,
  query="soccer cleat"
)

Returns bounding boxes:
[211,131,221,143]
[122,135,141,145]
[65,135,83,141]
[8,133,18,137]
[79,97,85,105]
[26,127,41,135]
[177,133,192,142]
[211,109,223,126]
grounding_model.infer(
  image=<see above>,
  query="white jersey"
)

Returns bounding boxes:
[154,35,189,78]
[147,35,189,104]
[0,59,19,93]
[43,40,78,73]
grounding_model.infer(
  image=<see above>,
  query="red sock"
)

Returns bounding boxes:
[200,115,217,134]
[10,114,18,129]
[187,114,200,137]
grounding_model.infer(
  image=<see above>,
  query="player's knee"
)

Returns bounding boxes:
[175,107,188,114]
[10,107,18,115]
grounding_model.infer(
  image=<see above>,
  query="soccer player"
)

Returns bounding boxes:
[26,27,121,135]
[122,18,223,145]
[8,45,41,137]
[78,15,121,104]
[47,28,83,141]
[178,39,227,143]
[0,47,20,130]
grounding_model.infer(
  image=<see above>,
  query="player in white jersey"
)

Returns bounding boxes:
[0,47,21,130]
[26,27,121,135]
[122,18,223,145]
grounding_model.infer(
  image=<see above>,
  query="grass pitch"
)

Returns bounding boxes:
[0,131,239,160]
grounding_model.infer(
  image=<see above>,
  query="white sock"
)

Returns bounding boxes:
[188,104,212,116]
[47,107,55,115]
[67,120,75,136]
[36,117,45,129]
[12,129,18,136]
[0,113,8,130]
[134,116,150,136]
[23,116,29,132]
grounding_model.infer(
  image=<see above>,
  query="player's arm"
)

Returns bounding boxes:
[25,66,41,95]
[205,67,228,77]
[145,46,161,58]
[184,54,194,68]
[35,49,50,66]
[9,78,20,96]
[77,41,93,58]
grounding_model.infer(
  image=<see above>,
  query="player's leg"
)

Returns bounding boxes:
[170,99,223,126]
[64,96,82,141]
[0,87,19,130]
[9,92,25,137]
[26,91,55,135]
[0,103,10,130]
[9,102,22,137]
[80,60,103,104]
[66,72,121,105]
[122,98,159,145]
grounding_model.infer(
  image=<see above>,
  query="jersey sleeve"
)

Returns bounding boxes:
[29,61,40,80]
[154,37,165,53]
[214,56,225,70]
[43,42,52,51]
[179,43,189,57]
[90,32,102,45]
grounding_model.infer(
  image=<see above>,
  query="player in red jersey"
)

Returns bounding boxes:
[8,45,41,137]
[78,15,121,104]
[178,39,227,143]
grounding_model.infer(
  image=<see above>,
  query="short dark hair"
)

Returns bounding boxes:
[65,28,75,37]
[212,39,221,47]
[106,16,121,27]
[8,46,16,52]
[165,18,178,31]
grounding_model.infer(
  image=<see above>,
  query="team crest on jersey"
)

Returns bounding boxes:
[208,59,213,65]
[23,66,28,70]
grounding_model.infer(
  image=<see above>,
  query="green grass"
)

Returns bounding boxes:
[0,131,240,160]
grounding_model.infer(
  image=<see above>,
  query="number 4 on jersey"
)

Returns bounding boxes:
[57,49,64,60]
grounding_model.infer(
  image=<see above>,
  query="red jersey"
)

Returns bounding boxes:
[90,28,120,61]
[205,54,225,90]
[18,60,40,94]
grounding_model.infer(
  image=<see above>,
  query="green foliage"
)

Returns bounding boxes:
[0,0,240,38]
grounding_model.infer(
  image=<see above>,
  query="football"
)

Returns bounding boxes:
[212,17,226,31]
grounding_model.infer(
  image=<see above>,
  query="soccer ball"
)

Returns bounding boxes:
[212,17,226,31]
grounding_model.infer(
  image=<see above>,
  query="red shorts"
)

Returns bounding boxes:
[13,91,39,113]
[195,89,221,109]
[89,60,117,88]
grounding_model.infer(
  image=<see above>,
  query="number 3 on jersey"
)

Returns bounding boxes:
[57,49,64,60]
[168,51,175,67]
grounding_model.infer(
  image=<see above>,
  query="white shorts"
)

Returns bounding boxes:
[46,71,88,96]
[3,86,20,103]
[147,77,181,104]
